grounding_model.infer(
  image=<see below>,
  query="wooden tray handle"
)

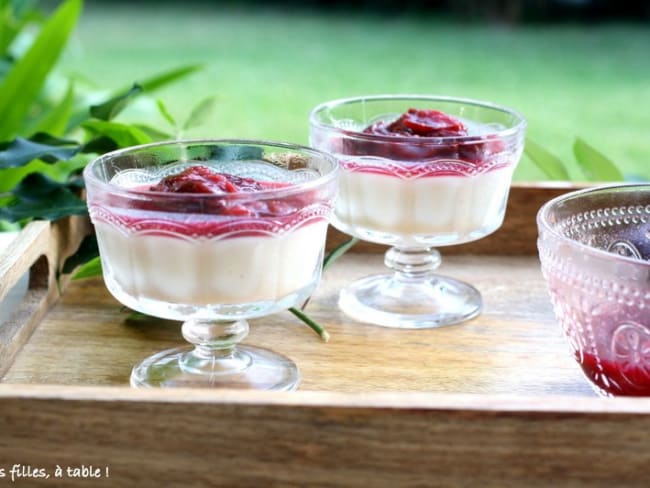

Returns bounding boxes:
[0,221,58,377]
[0,221,52,302]
[0,216,91,377]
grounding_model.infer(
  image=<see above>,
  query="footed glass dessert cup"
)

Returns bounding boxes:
[538,184,650,397]
[310,95,526,328]
[83,139,338,389]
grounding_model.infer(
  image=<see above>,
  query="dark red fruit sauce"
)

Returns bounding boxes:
[143,165,295,218]
[579,352,650,396]
[107,165,318,238]
[342,108,504,165]
[364,108,468,138]
[150,165,277,195]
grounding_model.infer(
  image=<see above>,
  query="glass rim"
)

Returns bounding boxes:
[308,94,527,144]
[83,138,339,201]
[537,183,650,268]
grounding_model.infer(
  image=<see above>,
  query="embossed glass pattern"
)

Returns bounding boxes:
[84,139,338,390]
[310,95,526,328]
[537,184,650,396]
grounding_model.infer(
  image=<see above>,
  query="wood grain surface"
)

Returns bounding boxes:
[6,183,646,488]
[1,386,650,487]
[3,254,595,397]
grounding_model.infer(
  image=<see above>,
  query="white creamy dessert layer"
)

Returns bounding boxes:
[334,167,514,243]
[95,220,328,305]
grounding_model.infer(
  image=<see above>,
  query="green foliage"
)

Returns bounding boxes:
[523,139,570,181]
[82,120,153,147]
[70,256,102,280]
[526,136,635,183]
[31,82,75,136]
[573,137,624,182]
[89,84,143,121]
[0,172,86,221]
[0,0,201,257]
[0,0,42,55]
[183,96,217,131]
[157,96,218,138]
[122,64,202,94]
[0,0,81,141]
[64,233,101,279]
[156,99,177,128]
[0,134,79,168]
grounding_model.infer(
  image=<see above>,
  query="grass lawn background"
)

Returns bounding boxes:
[59,3,650,181]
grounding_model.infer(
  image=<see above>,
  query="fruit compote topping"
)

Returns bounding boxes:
[342,108,506,167]
[150,165,280,195]
[106,164,322,238]
[363,108,468,138]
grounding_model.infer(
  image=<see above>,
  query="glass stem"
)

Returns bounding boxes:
[181,319,249,360]
[384,247,441,281]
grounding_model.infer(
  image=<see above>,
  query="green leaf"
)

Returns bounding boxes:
[61,234,99,275]
[82,120,153,148]
[0,220,20,231]
[0,0,82,140]
[0,167,29,192]
[156,99,177,128]
[70,256,102,279]
[0,155,88,192]
[81,136,118,154]
[0,134,80,168]
[134,124,173,141]
[11,172,83,200]
[183,96,216,131]
[0,0,42,55]
[523,138,570,180]
[89,84,142,121]
[0,178,86,222]
[30,82,75,136]
[0,57,11,77]
[69,65,202,128]
[573,137,624,182]
[9,0,41,19]
[130,64,202,93]
[56,224,101,283]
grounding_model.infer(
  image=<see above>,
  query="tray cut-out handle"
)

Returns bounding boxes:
[0,217,91,377]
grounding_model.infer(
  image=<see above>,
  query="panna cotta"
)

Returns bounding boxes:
[335,160,514,245]
[313,107,520,246]
[89,164,331,318]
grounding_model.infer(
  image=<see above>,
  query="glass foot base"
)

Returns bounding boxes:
[339,273,482,329]
[130,345,300,390]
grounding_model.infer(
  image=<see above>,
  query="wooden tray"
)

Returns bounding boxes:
[2,183,650,487]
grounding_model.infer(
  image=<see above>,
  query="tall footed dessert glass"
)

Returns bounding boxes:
[310,95,525,328]
[83,140,337,389]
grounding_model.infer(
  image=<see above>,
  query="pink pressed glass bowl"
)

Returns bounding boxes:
[537,184,650,396]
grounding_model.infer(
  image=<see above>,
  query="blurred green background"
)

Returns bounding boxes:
[55,1,650,180]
